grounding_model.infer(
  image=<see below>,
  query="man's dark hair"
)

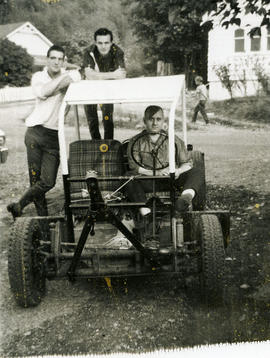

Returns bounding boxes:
[47,45,65,58]
[144,106,163,120]
[94,28,113,41]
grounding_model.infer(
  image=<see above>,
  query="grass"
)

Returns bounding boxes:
[208,95,270,124]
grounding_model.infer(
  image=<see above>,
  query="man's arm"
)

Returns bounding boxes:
[84,67,126,80]
[127,135,153,176]
[175,162,192,177]
[33,71,81,99]
[168,136,193,178]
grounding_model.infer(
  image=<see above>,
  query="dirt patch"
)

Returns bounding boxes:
[1,183,270,356]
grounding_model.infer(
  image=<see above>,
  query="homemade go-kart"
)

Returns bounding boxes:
[8,75,230,307]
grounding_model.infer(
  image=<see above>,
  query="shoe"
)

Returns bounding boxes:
[175,194,193,213]
[104,235,133,250]
[7,202,22,220]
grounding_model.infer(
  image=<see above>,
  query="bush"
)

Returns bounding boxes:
[213,64,235,99]
[253,60,270,95]
[0,39,33,88]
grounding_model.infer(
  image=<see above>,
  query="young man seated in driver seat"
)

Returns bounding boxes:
[126,105,203,216]
[105,105,203,250]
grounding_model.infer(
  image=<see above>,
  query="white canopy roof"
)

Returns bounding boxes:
[59,75,186,175]
[64,75,185,105]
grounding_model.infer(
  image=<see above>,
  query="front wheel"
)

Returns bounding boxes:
[8,218,46,307]
[197,214,225,303]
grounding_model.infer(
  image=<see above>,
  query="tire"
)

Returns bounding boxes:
[188,150,206,210]
[8,217,46,307]
[197,214,225,303]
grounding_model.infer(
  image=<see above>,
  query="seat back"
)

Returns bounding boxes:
[69,139,125,195]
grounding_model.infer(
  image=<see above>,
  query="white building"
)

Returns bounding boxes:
[206,6,270,100]
[0,21,53,67]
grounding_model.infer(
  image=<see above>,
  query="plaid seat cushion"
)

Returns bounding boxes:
[69,139,125,194]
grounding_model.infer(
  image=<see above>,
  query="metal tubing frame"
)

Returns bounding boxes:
[74,105,80,140]
[63,174,75,243]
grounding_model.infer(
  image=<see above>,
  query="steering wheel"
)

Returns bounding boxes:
[130,131,169,171]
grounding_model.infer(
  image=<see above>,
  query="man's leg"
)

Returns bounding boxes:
[101,103,114,139]
[84,104,101,139]
[192,103,200,123]
[33,147,59,216]
[32,127,60,216]
[175,167,203,212]
[198,100,209,124]
[7,126,59,218]
[125,178,153,216]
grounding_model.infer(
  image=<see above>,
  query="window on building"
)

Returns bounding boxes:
[235,29,245,52]
[251,28,261,51]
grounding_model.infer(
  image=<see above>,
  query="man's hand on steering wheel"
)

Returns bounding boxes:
[131,131,169,172]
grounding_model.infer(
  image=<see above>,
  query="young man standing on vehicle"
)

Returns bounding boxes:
[82,28,126,139]
[192,76,209,124]
[126,105,203,215]
[7,45,81,219]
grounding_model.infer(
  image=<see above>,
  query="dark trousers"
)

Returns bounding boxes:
[126,167,203,203]
[21,125,60,216]
[192,100,209,123]
[84,103,114,139]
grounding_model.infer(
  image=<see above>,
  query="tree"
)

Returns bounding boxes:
[123,0,212,85]
[202,0,270,36]
[0,39,33,88]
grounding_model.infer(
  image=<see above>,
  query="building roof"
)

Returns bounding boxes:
[0,22,26,39]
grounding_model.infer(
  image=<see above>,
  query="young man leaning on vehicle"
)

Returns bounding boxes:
[7,45,81,220]
[82,28,126,140]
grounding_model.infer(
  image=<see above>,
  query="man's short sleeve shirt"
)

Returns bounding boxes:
[25,68,66,130]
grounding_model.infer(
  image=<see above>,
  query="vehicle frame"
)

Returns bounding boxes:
[8,75,230,307]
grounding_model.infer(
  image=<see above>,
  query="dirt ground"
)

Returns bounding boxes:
[0,107,270,356]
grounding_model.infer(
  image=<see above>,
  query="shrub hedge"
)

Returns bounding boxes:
[0,39,33,88]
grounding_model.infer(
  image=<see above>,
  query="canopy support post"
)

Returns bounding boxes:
[182,81,187,146]
[74,105,81,140]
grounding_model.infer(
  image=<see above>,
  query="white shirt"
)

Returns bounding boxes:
[25,68,81,130]
[196,84,208,101]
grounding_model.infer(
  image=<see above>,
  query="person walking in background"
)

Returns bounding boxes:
[7,45,81,220]
[192,76,209,124]
[82,28,126,139]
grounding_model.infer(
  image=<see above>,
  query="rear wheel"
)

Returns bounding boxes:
[8,218,46,307]
[197,214,225,303]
